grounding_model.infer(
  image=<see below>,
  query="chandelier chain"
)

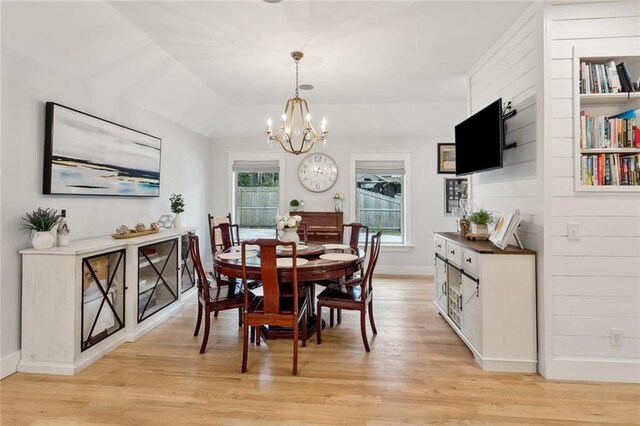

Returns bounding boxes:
[295,59,299,98]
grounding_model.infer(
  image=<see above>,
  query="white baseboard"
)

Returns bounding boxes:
[545,356,640,384]
[375,265,433,276]
[1,350,21,379]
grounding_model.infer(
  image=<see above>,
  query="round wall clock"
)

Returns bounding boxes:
[298,153,338,192]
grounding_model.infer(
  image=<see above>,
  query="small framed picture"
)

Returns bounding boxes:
[437,143,456,174]
[444,178,468,214]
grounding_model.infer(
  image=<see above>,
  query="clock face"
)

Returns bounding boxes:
[298,153,338,192]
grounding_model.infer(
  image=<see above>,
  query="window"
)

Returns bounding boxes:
[350,154,411,246]
[229,154,285,240]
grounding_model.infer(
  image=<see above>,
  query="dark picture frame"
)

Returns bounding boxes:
[43,102,161,197]
[437,143,456,174]
[444,178,468,214]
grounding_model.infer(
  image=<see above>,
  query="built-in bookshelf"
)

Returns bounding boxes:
[573,46,640,192]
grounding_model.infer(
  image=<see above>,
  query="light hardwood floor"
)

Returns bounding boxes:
[1,276,639,425]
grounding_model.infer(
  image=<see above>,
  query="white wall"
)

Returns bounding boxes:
[467,4,547,373]
[0,48,211,377]
[545,0,640,383]
[209,100,467,275]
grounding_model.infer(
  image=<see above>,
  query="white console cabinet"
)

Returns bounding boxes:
[434,232,537,373]
[19,228,196,375]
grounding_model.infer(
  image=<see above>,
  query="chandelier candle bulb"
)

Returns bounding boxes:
[322,118,327,133]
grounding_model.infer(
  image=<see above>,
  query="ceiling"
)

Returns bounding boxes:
[2,0,533,137]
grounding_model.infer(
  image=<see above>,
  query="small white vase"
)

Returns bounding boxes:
[334,199,343,212]
[32,231,55,250]
[173,213,182,228]
[279,227,300,244]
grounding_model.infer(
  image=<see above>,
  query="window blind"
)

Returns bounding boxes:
[232,160,280,173]
[355,160,405,175]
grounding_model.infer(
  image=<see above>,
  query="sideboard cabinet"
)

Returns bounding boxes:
[291,211,343,243]
[19,227,196,375]
[434,232,537,373]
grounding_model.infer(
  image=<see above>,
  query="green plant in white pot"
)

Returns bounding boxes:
[289,199,300,212]
[21,207,61,249]
[467,209,493,236]
[170,193,185,228]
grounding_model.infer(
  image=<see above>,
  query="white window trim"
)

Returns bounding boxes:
[227,151,286,221]
[349,152,412,248]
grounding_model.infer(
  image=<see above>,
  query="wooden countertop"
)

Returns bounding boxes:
[435,232,536,255]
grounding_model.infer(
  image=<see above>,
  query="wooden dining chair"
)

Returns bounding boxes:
[208,213,237,254]
[241,239,309,375]
[318,222,369,326]
[316,232,382,352]
[189,234,252,354]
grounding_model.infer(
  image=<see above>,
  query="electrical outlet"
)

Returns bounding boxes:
[610,328,623,346]
[567,222,580,240]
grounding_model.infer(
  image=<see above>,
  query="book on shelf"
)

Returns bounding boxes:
[580,109,639,149]
[580,60,636,94]
[581,153,639,186]
[616,62,634,93]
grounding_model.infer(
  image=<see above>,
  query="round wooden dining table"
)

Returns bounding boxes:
[214,243,364,282]
[213,243,364,339]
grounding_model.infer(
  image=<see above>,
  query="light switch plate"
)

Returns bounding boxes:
[567,222,579,240]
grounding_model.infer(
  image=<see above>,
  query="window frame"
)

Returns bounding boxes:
[349,152,412,248]
[227,152,286,224]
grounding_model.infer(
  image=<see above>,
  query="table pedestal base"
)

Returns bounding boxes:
[260,315,324,340]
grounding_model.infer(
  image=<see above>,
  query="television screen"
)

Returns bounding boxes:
[455,98,503,176]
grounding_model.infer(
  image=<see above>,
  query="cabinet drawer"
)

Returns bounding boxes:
[434,235,447,258]
[446,242,462,268]
[461,248,479,278]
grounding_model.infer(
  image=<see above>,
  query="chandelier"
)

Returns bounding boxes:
[266,51,327,155]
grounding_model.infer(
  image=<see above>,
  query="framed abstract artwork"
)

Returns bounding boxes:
[437,143,456,174]
[43,102,161,197]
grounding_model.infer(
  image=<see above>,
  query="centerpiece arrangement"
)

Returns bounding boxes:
[275,213,302,244]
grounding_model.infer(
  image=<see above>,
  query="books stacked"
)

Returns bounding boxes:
[580,60,636,94]
[580,109,640,149]
[489,212,523,250]
[581,154,640,186]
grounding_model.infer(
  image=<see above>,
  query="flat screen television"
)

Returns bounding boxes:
[455,98,504,176]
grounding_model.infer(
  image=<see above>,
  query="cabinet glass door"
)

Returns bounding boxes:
[180,233,195,293]
[138,239,178,323]
[81,249,125,351]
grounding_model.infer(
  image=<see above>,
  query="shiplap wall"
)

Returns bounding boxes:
[468,5,541,250]
[467,4,546,371]
[547,0,640,383]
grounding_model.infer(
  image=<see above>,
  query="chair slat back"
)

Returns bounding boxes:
[208,213,232,252]
[343,222,369,253]
[241,239,298,315]
[360,232,382,299]
[189,234,210,302]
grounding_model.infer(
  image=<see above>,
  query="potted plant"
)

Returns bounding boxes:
[467,209,493,236]
[169,193,185,228]
[289,199,300,212]
[21,207,61,249]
